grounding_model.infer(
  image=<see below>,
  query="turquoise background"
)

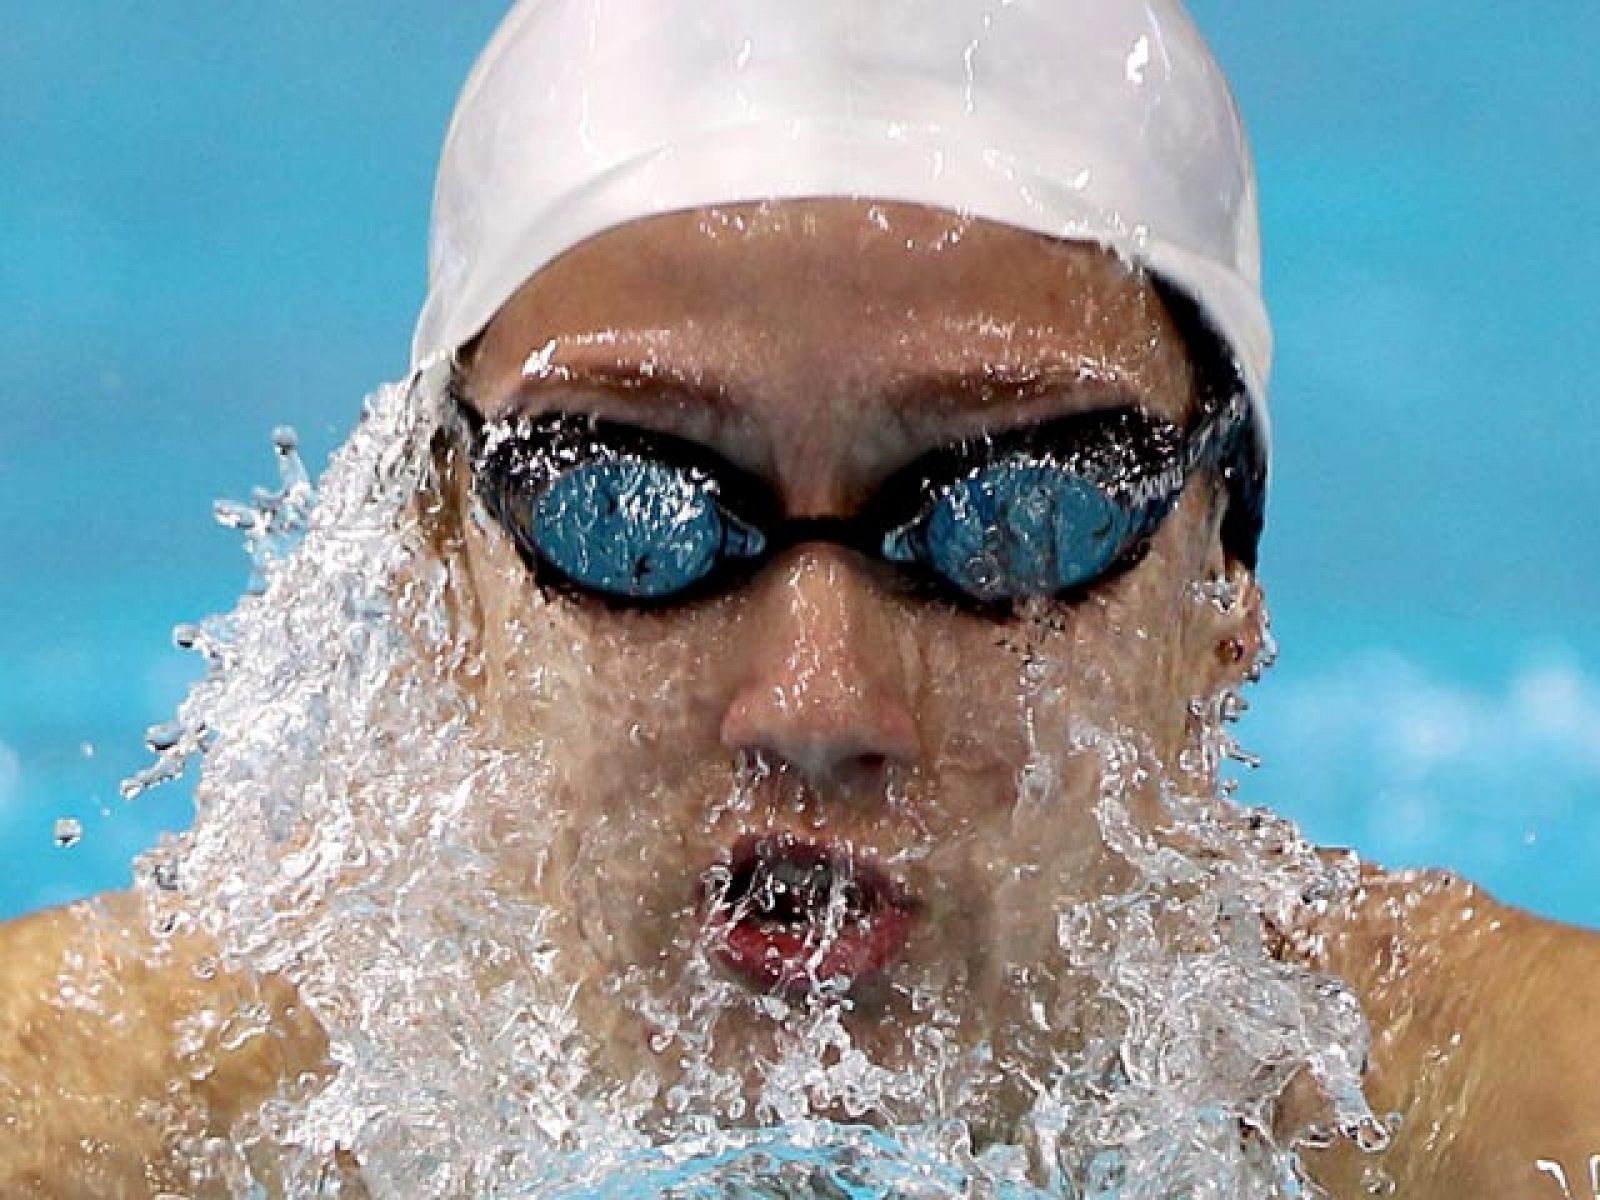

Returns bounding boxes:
[3,5,1597,920]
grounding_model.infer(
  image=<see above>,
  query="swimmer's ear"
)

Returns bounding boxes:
[1191,556,1269,700]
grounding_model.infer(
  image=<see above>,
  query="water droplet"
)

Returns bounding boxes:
[1361,1164,1397,1195]
[212,497,257,531]
[1227,742,1263,769]
[1537,1159,1575,1197]
[1192,573,1241,613]
[1351,1114,1393,1154]
[145,720,184,754]
[521,339,561,379]
[1125,34,1151,84]
[53,818,82,848]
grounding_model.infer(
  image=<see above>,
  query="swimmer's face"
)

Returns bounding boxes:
[446,199,1262,1122]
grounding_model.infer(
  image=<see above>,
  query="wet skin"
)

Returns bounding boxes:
[449,200,1261,1116]
[1,200,1598,1197]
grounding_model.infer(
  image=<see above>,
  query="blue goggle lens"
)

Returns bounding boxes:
[885,462,1134,603]
[532,459,727,600]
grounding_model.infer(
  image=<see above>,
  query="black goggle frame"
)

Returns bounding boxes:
[448,385,1249,615]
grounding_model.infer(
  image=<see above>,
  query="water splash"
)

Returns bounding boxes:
[117,363,1380,1196]
[119,426,315,804]
[212,425,317,594]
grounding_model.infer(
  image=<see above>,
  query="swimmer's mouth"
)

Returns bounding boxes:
[697,835,918,999]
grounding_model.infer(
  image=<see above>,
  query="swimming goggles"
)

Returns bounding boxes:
[454,395,1244,614]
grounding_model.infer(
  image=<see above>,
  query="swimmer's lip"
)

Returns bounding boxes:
[696,834,920,998]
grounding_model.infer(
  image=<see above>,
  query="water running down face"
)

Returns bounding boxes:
[445,197,1273,1103]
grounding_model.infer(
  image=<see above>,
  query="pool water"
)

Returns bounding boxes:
[2,2,1598,926]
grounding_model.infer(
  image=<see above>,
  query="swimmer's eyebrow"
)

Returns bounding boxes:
[484,359,1154,426]
[490,359,737,421]
[879,365,1155,424]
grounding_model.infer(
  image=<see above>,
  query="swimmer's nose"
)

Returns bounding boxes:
[720,547,920,784]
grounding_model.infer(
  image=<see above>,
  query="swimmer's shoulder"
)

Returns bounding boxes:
[1298,865,1600,1198]
[0,891,331,1197]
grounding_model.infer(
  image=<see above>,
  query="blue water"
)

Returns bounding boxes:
[3,3,1598,923]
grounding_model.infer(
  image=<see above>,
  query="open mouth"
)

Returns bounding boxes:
[697,835,918,998]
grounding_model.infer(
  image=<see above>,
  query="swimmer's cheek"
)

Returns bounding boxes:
[0,892,347,1198]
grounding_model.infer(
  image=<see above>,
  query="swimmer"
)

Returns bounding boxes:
[4,2,1597,1196]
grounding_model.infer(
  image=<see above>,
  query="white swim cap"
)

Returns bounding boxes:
[415,0,1270,451]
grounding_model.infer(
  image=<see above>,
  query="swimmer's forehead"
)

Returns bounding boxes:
[468,200,1196,430]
